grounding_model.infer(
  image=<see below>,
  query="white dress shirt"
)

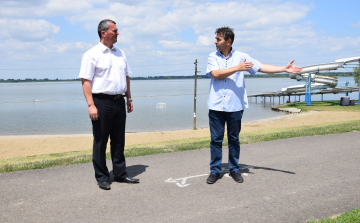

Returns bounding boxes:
[206,49,262,112]
[79,42,132,95]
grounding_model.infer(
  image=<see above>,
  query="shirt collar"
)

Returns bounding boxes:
[98,42,116,52]
[216,48,234,59]
[216,48,235,60]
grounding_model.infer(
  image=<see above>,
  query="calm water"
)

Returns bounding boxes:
[0,77,358,135]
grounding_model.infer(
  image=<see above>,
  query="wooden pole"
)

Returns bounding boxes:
[193,59,198,129]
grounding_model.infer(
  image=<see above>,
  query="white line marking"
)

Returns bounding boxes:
[165,174,208,187]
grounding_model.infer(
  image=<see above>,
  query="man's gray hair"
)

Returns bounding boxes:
[98,19,116,39]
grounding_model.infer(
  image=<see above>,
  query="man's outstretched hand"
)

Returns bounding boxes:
[285,59,302,74]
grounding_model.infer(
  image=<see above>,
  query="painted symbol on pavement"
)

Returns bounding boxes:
[165,174,209,187]
[166,166,253,188]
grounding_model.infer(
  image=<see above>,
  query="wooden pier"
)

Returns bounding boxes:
[248,86,359,104]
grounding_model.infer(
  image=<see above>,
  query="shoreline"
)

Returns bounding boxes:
[1,110,359,160]
[0,111,306,139]
[0,114,288,139]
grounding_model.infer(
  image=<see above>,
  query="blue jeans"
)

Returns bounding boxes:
[209,109,244,174]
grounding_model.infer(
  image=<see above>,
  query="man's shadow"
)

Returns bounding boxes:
[109,165,149,182]
[219,163,295,178]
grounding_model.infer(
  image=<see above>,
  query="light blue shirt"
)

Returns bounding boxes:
[206,49,262,112]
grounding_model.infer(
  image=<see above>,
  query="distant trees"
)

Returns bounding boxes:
[0,78,78,83]
[0,72,357,83]
[354,66,359,86]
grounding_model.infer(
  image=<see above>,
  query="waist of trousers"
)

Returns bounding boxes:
[92,93,125,100]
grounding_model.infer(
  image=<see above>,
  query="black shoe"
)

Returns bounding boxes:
[206,173,219,184]
[230,171,244,183]
[98,181,111,190]
[114,176,139,184]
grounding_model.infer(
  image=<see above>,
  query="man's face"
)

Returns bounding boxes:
[103,22,119,45]
[214,33,231,52]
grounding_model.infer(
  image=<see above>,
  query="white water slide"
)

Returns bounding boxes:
[282,56,360,93]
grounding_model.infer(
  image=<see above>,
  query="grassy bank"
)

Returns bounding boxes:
[1,120,359,173]
[307,208,360,223]
[278,100,360,112]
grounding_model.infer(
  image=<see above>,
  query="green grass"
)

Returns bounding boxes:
[307,209,360,223]
[278,100,360,112]
[1,120,359,173]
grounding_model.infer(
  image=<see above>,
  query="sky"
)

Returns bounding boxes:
[0,0,360,79]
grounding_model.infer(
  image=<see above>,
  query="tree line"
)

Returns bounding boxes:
[0,72,357,83]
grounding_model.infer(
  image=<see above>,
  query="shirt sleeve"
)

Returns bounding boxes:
[120,50,132,77]
[125,58,132,77]
[78,51,95,80]
[244,53,262,76]
[206,53,218,77]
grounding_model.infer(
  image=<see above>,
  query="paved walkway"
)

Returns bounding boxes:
[1,132,359,223]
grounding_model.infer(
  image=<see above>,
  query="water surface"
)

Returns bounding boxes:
[0,77,357,135]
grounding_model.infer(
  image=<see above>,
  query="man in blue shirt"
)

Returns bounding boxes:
[206,26,302,184]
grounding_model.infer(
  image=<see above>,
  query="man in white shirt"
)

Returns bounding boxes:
[206,26,302,184]
[79,19,139,190]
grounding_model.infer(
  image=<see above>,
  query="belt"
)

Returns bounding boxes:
[93,93,125,99]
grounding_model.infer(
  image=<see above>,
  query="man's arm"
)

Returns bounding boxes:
[259,60,302,74]
[125,76,133,113]
[81,79,98,120]
[211,59,254,79]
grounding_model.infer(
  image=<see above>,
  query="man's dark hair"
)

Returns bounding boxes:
[98,19,116,39]
[215,26,235,45]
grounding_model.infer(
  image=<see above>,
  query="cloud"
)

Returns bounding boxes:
[158,40,193,50]
[0,19,60,41]
[196,35,213,46]
[152,1,311,33]
[0,0,103,18]
[156,50,187,60]
[352,21,360,27]
[0,38,93,59]
[65,1,312,40]
[0,0,359,79]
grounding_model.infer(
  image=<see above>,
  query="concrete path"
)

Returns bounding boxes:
[1,132,359,223]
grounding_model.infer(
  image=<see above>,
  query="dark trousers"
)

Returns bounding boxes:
[209,109,244,174]
[92,94,127,182]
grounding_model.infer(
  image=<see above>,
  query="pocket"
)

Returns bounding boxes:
[113,57,126,67]
[94,66,107,76]
[94,59,109,77]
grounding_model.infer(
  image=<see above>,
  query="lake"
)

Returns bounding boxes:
[0,77,358,135]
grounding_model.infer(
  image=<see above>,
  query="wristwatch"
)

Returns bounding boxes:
[127,98,132,101]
